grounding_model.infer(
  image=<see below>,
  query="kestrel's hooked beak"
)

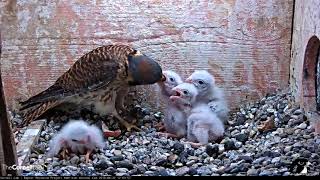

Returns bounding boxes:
[160,74,166,82]
[127,52,163,86]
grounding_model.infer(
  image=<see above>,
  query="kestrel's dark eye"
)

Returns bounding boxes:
[71,139,78,142]
[198,80,204,85]
[169,77,174,82]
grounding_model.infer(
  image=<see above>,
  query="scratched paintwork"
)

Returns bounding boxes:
[1,0,293,111]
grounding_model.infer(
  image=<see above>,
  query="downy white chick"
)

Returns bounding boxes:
[48,120,105,163]
[187,103,225,146]
[156,70,183,131]
[186,70,229,123]
[158,83,198,138]
[157,70,183,99]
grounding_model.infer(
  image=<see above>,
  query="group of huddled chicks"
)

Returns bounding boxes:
[46,69,228,163]
[156,70,228,147]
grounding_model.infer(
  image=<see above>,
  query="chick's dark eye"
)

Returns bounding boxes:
[198,80,204,85]
[183,90,188,95]
[71,139,78,142]
[169,77,174,82]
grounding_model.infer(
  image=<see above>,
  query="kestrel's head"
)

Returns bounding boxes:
[185,70,215,95]
[127,50,163,86]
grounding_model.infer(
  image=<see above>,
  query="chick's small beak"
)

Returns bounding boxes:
[169,89,182,102]
[171,88,182,97]
[175,90,182,97]
[185,78,192,83]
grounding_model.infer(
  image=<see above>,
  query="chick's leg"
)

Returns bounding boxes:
[157,132,180,138]
[61,148,69,159]
[85,149,92,163]
[155,122,166,131]
[186,141,204,148]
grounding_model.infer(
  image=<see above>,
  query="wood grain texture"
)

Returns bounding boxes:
[290,0,320,109]
[1,0,293,111]
[0,28,18,176]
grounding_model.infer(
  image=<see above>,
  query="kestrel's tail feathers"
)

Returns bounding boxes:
[20,100,61,127]
[19,85,65,111]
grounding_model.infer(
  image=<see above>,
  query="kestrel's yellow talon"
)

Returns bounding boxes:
[124,123,141,132]
[113,112,141,132]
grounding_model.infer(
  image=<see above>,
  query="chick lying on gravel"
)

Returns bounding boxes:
[48,120,105,163]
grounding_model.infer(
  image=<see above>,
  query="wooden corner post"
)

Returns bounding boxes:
[0,28,19,176]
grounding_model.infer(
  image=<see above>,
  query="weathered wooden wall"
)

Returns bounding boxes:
[1,0,293,111]
[290,0,320,111]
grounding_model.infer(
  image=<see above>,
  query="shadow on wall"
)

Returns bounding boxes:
[302,35,320,112]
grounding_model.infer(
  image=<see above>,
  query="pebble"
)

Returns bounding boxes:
[235,133,249,143]
[113,150,122,156]
[247,168,258,176]
[259,170,272,176]
[205,144,219,157]
[115,161,134,169]
[284,146,292,153]
[223,139,237,150]
[271,157,281,164]
[176,167,190,176]
[70,156,80,165]
[297,123,307,129]
[173,142,185,154]
[115,173,129,176]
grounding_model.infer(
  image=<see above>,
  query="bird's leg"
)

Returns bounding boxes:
[157,132,179,138]
[60,147,69,159]
[112,110,141,132]
[185,141,204,148]
[115,88,133,118]
[155,122,165,131]
[85,149,92,163]
[121,109,138,124]
[114,88,140,131]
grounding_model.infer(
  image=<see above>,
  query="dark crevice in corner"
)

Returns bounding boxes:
[288,0,296,86]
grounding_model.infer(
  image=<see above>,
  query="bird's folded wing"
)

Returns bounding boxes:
[20,45,134,110]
